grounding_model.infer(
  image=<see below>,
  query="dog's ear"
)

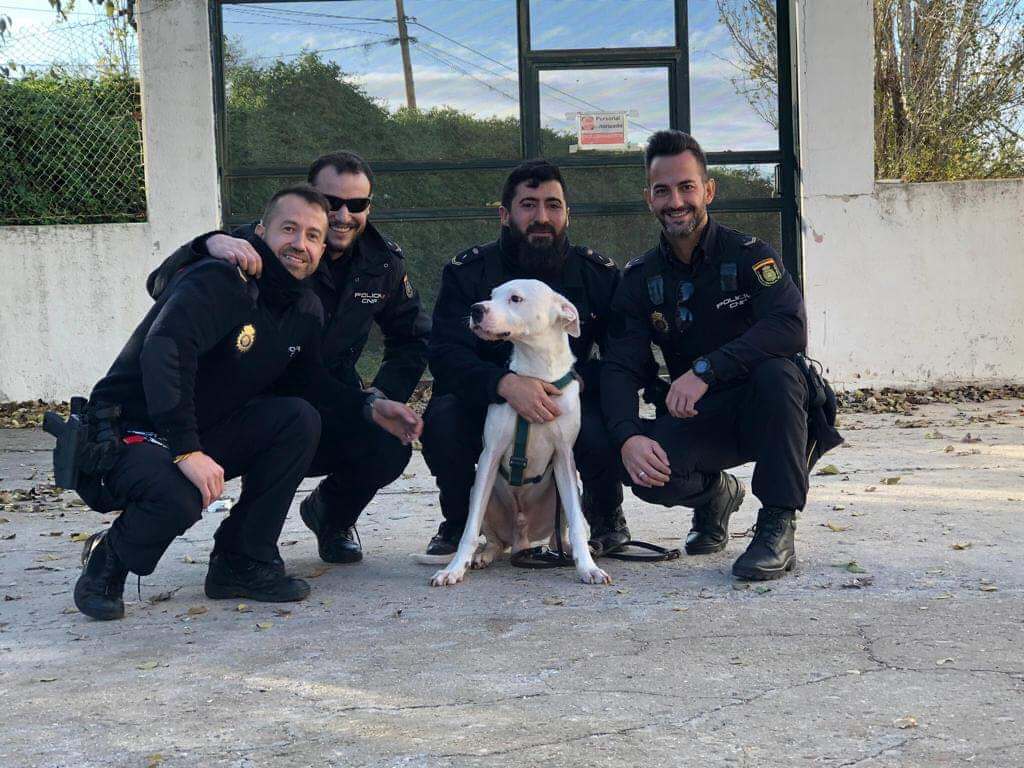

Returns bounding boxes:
[557,298,581,338]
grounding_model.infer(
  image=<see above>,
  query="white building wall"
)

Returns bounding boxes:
[0,0,220,401]
[796,0,1024,388]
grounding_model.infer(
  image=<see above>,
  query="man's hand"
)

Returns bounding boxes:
[206,234,263,277]
[371,399,423,445]
[621,435,671,488]
[176,451,225,508]
[665,370,709,419]
[497,373,563,424]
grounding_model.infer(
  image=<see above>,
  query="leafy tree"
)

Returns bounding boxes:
[716,0,1024,181]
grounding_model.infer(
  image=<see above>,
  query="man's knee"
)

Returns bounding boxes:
[366,429,413,488]
[140,467,204,532]
[422,395,480,467]
[276,397,322,443]
[630,480,681,508]
[751,358,806,399]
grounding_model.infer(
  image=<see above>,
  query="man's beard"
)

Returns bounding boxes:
[657,204,705,239]
[507,223,568,276]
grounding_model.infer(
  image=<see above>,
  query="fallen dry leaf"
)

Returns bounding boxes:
[961,433,982,444]
[936,658,954,666]
[236,603,253,613]
[823,520,851,532]
[542,597,565,606]
[671,607,688,612]
[306,566,330,579]
[38,677,58,683]
[817,464,840,476]
[255,622,273,630]
[880,476,901,485]
[69,532,90,542]
[136,660,161,670]
[1,533,16,541]
[893,716,918,729]
[980,584,999,592]
[865,486,877,492]
[831,504,846,511]
[951,542,972,550]
[147,587,181,605]
[186,605,208,616]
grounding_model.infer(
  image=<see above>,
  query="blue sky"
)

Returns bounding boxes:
[1,0,779,151]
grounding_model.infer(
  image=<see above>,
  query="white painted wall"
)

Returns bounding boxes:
[795,0,1024,388]
[0,0,219,401]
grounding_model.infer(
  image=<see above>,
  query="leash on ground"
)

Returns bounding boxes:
[509,500,681,569]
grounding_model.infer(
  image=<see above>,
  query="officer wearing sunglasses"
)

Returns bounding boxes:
[145,151,430,567]
[603,131,840,582]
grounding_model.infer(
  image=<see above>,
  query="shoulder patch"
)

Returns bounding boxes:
[742,236,760,248]
[752,256,783,287]
[579,246,615,269]
[624,256,644,271]
[451,245,483,266]
[383,237,404,257]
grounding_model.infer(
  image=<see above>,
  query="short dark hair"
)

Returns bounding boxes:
[261,184,330,228]
[501,159,567,209]
[307,150,375,193]
[644,130,709,180]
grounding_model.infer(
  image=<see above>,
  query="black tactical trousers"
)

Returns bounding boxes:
[104,398,321,575]
[304,410,413,527]
[421,392,623,539]
[629,358,809,511]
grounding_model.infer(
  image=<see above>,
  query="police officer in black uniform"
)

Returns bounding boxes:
[147,151,430,565]
[602,131,812,581]
[422,160,630,557]
[73,186,422,620]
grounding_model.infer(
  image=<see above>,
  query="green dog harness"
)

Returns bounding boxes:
[498,370,576,487]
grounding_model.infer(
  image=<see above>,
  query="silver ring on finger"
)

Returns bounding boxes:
[638,470,647,479]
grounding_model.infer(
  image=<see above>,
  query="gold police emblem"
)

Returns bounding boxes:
[753,257,782,287]
[236,324,256,353]
[403,274,414,298]
[650,311,669,333]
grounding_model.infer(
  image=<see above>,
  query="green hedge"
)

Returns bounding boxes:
[0,74,146,225]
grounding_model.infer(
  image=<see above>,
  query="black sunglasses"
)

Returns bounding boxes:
[676,281,694,330]
[323,194,373,214]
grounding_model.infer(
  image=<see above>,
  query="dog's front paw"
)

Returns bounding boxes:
[430,567,467,587]
[577,565,612,585]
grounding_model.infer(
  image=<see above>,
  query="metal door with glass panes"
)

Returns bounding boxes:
[210,0,800,321]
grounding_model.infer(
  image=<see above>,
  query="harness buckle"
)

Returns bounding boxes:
[508,456,529,469]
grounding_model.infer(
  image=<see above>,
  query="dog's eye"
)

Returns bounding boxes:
[510,295,523,303]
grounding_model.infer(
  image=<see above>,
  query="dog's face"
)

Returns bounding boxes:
[470,279,580,342]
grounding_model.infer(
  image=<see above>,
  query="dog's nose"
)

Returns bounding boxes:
[470,303,485,323]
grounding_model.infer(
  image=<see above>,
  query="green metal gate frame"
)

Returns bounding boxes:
[209,0,801,277]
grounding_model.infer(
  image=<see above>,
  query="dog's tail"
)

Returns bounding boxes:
[410,553,455,566]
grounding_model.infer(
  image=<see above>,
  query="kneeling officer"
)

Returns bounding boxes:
[54,186,421,620]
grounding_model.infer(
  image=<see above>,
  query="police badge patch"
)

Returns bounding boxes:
[236,324,256,353]
[403,274,414,298]
[650,311,669,333]
[753,257,782,287]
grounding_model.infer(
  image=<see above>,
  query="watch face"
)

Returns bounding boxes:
[694,359,709,374]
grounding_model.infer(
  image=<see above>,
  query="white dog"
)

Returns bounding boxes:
[429,279,611,587]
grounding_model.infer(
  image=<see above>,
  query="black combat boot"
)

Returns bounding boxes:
[425,521,461,556]
[685,472,746,555]
[205,551,311,602]
[585,506,631,557]
[732,507,797,580]
[583,484,630,556]
[300,488,362,564]
[74,531,129,621]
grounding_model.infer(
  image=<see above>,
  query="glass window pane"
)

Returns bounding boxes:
[688,1,778,150]
[570,213,662,265]
[222,0,520,166]
[373,169,510,210]
[709,164,777,199]
[539,68,670,157]
[713,211,782,254]
[530,0,676,50]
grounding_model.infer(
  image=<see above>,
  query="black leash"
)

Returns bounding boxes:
[509,499,681,569]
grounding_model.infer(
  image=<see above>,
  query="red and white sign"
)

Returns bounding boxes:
[576,111,628,149]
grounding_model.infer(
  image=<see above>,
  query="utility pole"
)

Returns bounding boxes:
[395,0,417,110]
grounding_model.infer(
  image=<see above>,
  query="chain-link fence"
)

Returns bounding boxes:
[0,17,146,226]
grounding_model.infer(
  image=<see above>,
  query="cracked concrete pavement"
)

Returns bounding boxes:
[0,398,1022,767]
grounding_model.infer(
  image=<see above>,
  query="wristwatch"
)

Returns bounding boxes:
[363,392,382,423]
[692,356,716,387]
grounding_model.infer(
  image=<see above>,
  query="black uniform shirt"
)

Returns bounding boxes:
[147,222,431,403]
[95,235,368,456]
[601,216,807,447]
[428,228,621,411]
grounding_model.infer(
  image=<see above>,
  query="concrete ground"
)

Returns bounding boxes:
[0,398,1022,768]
